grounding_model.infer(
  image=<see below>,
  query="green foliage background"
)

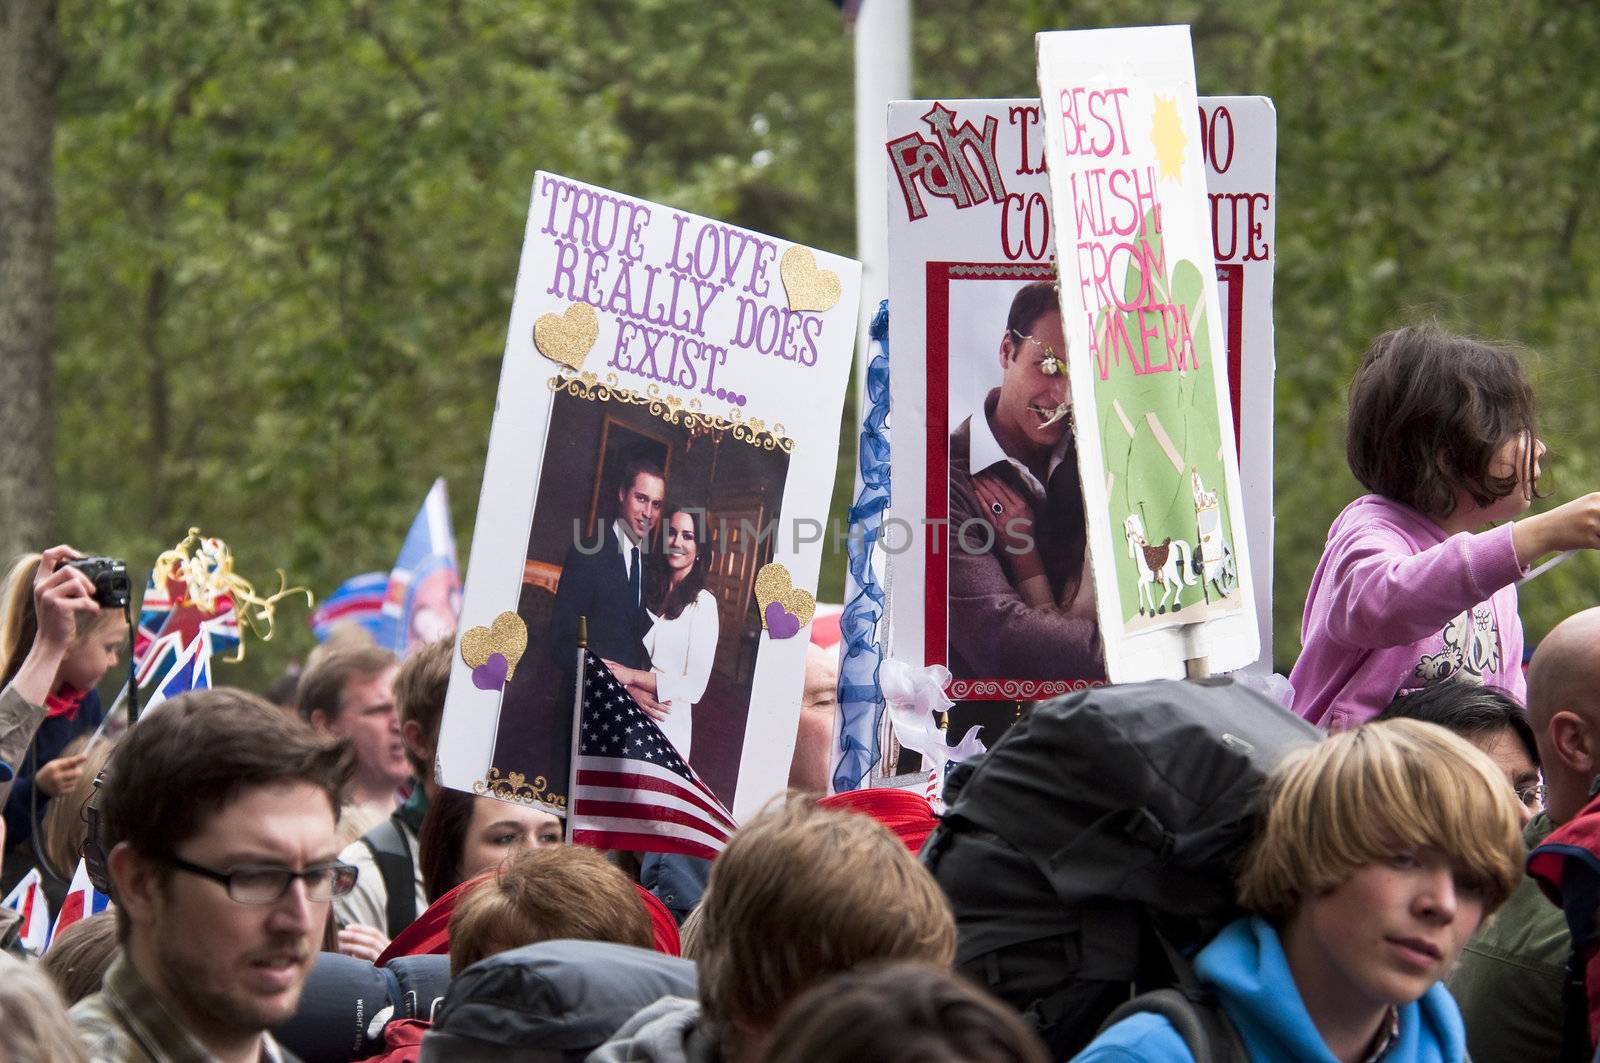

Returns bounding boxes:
[51,0,1600,691]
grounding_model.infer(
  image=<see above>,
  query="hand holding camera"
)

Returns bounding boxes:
[32,546,102,651]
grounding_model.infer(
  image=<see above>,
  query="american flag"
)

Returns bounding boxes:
[569,652,737,860]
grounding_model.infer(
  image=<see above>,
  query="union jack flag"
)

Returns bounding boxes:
[569,652,737,861]
[134,562,239,688]
[140,633,213,717]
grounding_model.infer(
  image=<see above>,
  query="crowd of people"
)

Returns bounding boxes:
[5,322,1600,1062]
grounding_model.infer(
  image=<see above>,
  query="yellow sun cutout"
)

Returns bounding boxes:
[1150,95,1187,181]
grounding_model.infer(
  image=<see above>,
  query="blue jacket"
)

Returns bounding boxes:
[3,688,104,851]
[1072,916,1468,1063]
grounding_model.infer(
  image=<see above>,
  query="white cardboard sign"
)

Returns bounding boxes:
[436,173,861,822]
[884,82,1275,696]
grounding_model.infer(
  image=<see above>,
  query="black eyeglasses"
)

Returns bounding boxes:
[160,854,359,904]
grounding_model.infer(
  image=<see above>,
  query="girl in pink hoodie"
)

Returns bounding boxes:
[1292,324,1600,730]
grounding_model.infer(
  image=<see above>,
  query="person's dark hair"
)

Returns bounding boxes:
[101,687,353,938]
[764,962,1048,1063]
[615,448,666,501]
[295,644,397,724]
[1377,681,1539,769]
[395,636,452,780]
[418,786,477,903]
[644,502,711,621]
[1003,280,1061,355]
[1346,323,1540,518]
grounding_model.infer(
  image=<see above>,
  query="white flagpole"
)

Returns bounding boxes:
[566,615,588,843]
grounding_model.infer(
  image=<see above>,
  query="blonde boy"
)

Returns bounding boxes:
[1077,720,1525,1063]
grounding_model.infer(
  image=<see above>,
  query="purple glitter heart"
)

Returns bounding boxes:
[471,652,509,690]
[765,601,801,640]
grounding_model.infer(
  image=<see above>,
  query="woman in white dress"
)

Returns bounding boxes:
[604,504,719,760]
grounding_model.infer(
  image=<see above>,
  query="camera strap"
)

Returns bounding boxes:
[121,598,140,725]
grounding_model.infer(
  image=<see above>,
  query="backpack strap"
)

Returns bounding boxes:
[1559,942,1593,1063]
[361,815,418,938]
[1098,987,1248,1063]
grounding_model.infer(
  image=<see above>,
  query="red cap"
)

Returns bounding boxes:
[375,869,682,965]
[818,788,939,856]
[633,883,682,956]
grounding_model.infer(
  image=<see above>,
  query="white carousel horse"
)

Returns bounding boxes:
[1122,513,1196,616]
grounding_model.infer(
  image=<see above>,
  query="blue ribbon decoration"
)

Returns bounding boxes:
[833,300,891,792]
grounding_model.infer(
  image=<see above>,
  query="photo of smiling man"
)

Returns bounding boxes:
[947,279,1105,683]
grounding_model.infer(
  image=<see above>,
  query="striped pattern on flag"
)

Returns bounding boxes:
[309,571,389,642]
[49,859,111,949]
[1,868,49,954]
[569,652,737,861]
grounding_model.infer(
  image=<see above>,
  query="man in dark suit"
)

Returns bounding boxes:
[546,452,665,671]
[492,452,666,802]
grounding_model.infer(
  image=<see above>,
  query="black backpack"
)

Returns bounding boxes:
[921,677,1320,1059]
[360,813,419,938]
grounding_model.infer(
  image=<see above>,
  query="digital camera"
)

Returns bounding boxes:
[66,556,131,610]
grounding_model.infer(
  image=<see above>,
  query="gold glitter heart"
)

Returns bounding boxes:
[459,611,530,681]
[533,301,599,371]
[779,246,841,314]
[754,563,816,630]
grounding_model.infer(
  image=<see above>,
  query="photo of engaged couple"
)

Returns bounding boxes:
[492,383,791,809]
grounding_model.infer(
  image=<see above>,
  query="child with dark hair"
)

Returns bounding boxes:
[1292,323,1600,729]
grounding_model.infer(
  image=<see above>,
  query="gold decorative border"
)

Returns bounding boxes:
[475,767,567,810]
[548,371,795,453]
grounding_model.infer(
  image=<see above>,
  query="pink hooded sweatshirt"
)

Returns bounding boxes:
[1291,495,1528,730]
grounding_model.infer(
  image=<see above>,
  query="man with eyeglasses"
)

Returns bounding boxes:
[71,688,355,1063]
[946,281,1104,739]
[1449,608,1600,1063]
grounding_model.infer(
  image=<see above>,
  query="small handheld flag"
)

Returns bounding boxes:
[49,858,111,948]
[568,651,738,861]
[139,633,214,718]
[1,868,50,954]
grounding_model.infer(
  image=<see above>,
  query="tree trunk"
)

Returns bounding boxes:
[0,0,59,561]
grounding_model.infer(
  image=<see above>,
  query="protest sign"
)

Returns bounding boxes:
[1202,96,1277,672]
[1036,25,1259,680]
[884,87,1275,699]
[435,173,860,821]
